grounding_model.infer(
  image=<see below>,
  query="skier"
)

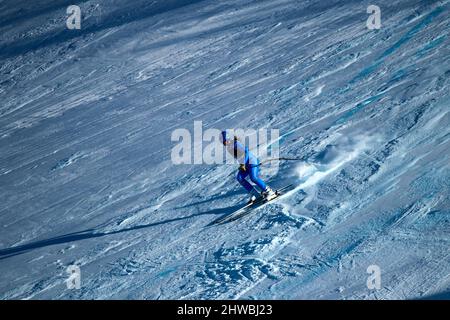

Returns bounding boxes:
[220,130,276,204]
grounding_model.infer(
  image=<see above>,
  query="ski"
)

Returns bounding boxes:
[210,184,294,225]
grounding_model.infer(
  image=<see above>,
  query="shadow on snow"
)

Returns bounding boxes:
[0,203,242,260]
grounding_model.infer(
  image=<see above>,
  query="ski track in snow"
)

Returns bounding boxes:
[0,0,449,299]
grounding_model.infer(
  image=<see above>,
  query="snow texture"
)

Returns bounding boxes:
[0,0,449,299]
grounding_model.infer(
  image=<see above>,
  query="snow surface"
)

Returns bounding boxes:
[0,0,449,299]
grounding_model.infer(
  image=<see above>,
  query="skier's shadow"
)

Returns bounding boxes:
[0,204,242,261]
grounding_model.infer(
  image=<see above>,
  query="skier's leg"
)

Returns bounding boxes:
[248,165,267,191]
[249,166,276,199]
[236,170,254,193]
[237,170,259,204]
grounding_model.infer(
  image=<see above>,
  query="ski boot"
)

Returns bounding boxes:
[262,186,277,201]
[247,195,257,205]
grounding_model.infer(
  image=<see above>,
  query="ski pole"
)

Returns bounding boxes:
[256,157,305,167]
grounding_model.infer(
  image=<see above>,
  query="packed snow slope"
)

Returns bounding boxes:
[0,0,449,299]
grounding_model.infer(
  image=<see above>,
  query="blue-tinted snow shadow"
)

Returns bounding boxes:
[0,203,242,260]
[0,0,91,29]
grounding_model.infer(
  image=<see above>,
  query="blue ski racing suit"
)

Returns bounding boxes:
[221,131,268,194]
